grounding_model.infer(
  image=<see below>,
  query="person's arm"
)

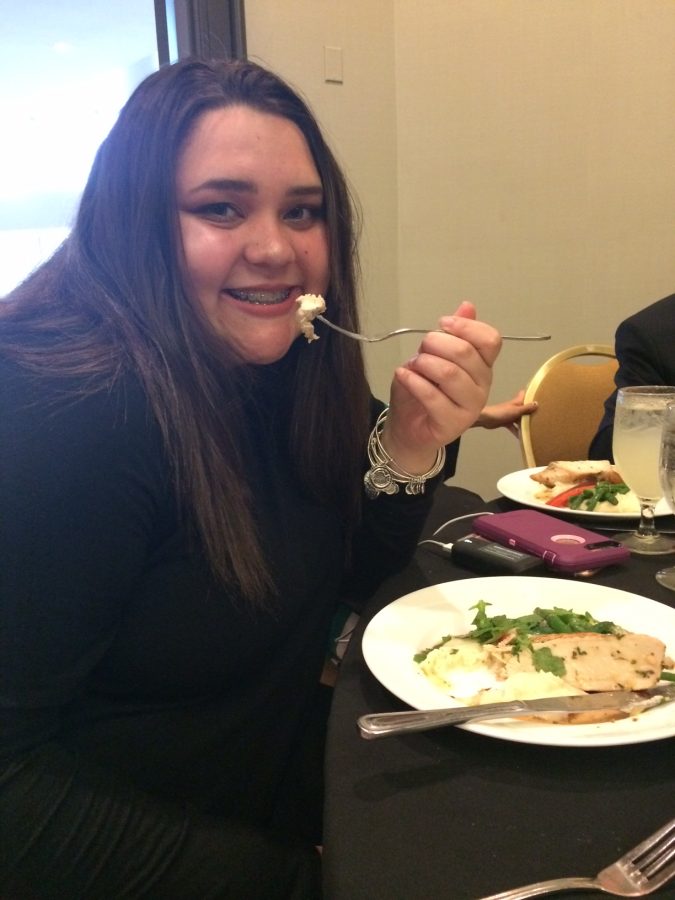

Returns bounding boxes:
[381,302,500,477]
[473,389,537,437]
[589,315,667,461]
[588,397,617,460]
[342,303,500,605]
[0,370,320,900]
[338,397,440,606]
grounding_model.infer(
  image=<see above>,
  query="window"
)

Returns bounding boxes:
[1,0,246,296]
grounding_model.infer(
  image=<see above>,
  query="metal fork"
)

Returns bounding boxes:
[315,315,551,343]
[479,817,675,898]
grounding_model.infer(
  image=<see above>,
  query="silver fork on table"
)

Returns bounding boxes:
[315,315,551,343]
[479,817,675,898]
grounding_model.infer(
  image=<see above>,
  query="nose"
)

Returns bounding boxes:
[243,216,294,268]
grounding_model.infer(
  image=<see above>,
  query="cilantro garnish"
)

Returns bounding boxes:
[414,599,623,673]
[466,599,621,643]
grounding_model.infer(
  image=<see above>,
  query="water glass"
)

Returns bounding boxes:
[612,385,675,554]
[656,402,675,588]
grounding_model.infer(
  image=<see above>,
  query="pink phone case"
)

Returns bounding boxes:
[472,510,631,573]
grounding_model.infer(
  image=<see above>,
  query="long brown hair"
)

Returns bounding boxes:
[0,59,371,602]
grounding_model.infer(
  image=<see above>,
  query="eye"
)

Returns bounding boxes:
[284,204,324,228]
[194,202,243,225]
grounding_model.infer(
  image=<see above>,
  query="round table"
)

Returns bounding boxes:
[323,485,675,900]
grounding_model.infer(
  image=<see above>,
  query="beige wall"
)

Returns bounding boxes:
[245,0,402,389]
[246,0,675,498]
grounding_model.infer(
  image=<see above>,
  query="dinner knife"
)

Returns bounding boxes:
[357,683,675,739]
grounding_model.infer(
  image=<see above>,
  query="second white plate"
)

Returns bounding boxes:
[497,467,671,519]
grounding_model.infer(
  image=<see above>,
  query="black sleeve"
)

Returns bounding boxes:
[0,368,321,900]
[589,314,670,461]
[443,437,461,479]
[339,398,444,608]
[588,398,617,460]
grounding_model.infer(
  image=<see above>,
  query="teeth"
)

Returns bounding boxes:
[228,289,290,305]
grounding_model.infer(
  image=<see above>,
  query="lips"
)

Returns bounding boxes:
[226,288,291,306]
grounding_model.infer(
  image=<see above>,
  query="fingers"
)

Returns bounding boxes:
[507,389,538,415]
[409,321,501,404]
[452,300,477,320]
[488,398,538,427]
[401,350,487,410]
[392,351,489,446]
[435,314,502,368]
[386,307,504,452]
[394,360,486,416]
[393,317,499,425]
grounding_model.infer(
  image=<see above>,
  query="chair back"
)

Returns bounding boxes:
[519,344,617,467]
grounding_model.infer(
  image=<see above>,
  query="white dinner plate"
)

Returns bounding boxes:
[361,576,675,747]
[497,467,671,519]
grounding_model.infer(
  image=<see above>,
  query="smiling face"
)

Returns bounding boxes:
[176,105,330,364]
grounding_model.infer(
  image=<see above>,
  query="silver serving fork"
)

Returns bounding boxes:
[479,817,675,898]
[315,315,550,343]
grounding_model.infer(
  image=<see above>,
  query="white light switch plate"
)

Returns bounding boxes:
[324,46,343,83]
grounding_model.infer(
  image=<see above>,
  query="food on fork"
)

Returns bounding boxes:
[296,293,326,342]
[529,460,635,512]
[415,601,674,724]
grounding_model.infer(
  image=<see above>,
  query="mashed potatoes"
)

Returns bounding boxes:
[418,637,583,706]
[296,293,326,342]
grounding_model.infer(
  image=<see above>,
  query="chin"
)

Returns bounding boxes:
[235,336,298,366]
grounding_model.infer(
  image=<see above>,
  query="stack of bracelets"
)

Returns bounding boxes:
[364,409,446,499]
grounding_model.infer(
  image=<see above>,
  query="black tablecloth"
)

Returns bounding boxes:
[323,485,675,899]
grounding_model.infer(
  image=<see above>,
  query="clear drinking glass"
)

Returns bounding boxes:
[612,385,675,554]
[656,402,675,588]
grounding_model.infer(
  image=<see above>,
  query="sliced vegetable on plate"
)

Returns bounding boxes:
[530,460,634,512]
[547,480,630,511]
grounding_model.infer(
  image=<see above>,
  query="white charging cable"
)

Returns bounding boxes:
[417,511,494,553]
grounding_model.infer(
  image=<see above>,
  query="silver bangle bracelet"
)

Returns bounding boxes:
[364,409,446,499]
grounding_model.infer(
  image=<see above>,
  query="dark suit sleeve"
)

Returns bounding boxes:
[589,305,674,460]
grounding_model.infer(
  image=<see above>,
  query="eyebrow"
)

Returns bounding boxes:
[187,178,323,198]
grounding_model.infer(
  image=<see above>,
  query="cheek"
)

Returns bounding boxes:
[305,229,330,284]
[181,230,231,291]
[178,221,205,287]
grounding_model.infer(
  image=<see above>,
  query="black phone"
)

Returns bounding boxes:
[425,533,544,574]
[472,509,630,573]
[452,534,545,573]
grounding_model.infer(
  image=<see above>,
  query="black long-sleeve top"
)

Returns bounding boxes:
[0,354,438,899]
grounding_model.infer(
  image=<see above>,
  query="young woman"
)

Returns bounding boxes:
[0,59,500,898]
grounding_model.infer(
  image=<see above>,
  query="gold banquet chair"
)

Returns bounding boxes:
[519,344,618,468]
